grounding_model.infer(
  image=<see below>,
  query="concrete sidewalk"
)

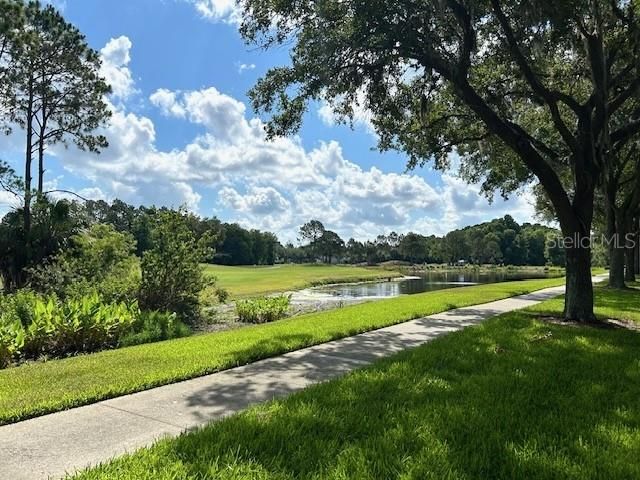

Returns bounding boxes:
[0,278,604,479]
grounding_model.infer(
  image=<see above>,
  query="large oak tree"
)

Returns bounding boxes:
[240,0,640,321]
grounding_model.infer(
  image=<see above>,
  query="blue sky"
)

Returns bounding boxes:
[0,0,538,242]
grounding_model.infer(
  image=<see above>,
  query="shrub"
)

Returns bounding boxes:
[118,311,190,347]
[139,211,207,323]
[28,224,141,303]
[236,295,291,324]
[0,198,81,291]
[200,282,230,308]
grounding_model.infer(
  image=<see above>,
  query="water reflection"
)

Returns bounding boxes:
[310,270,558,299]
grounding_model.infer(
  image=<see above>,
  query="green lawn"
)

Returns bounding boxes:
[202,264,399,297]
[69,284,640,480]
[0,277,567,425]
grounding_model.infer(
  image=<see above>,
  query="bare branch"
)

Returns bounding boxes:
[43,189,89,202]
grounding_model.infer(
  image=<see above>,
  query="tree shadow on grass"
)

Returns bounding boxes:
[181,315,482,425]
[122,311,640,480]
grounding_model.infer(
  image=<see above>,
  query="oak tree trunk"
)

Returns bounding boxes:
[564,241,596,321]
[608,211,627,289]
[626,219,638,281]
[625,245,636,282]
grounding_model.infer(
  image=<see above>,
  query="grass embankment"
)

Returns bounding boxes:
[70,283,640,480]
[0,277,566,425]
[202,264,399,297]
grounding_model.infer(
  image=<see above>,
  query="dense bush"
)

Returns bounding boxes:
[28,224,141,303]
[236,295,291,324]
[139,210,208,323]
[0,198,82,291]
[118,311,190,347]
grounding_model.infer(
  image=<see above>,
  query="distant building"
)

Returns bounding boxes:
[457,259,466,267]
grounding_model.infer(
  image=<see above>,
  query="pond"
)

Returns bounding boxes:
[301,270,561,300]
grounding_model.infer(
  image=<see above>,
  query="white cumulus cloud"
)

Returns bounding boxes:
[187,0,241,24]
[100,36,137,100]
[52,37,537,241]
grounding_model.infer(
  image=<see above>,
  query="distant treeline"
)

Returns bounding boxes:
[83,201,568,267]
[83,200,279,266]
[286,216,567,266]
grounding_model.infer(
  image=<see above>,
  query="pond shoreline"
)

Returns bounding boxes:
[200,269,565,334]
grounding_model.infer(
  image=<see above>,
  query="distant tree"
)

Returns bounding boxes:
[298,219,325,260]
[344,238,366,264]
[424,235,444,264]
[316,230,344,263]
[482,233,503,264]
[399,232,427,264]
[501,229,528,266]
[442,230,469,265]
[218,223,254,265]
[545,235,567,267]
[299,220,325,245]
[260,232,279,264]
[522,225,550,266]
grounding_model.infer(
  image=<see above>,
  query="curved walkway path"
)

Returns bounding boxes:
[0,276,607,479]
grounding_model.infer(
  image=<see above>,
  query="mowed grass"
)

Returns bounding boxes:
[70,284,640,480]
[202,264,399,297]
[0,277,566,425]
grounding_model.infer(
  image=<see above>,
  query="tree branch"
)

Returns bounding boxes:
[43,189,89,202]
[490,0,581,153]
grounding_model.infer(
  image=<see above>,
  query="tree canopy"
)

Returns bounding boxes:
[239,0,640,320]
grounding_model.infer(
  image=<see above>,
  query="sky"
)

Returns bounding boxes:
[0,0,539,243]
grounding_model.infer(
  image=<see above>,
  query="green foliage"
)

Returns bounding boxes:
[0,289,193,367]
[0,291,138,365]
[215,286,230,304]
[0,198,81,290]
[29,223,141,303]
[315,230,344,263]
[118,311,190,348]
[215,223,278,266]
[139,210,207,322]
[236,295,291,324]
[545,234,567,267]
[82,199,280,266]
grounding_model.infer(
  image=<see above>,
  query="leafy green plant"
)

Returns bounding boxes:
[118,311,190,347]
[236,295,291,324]
[22,293,138,358]
[0,291,140,366]
[0,319,24,368]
